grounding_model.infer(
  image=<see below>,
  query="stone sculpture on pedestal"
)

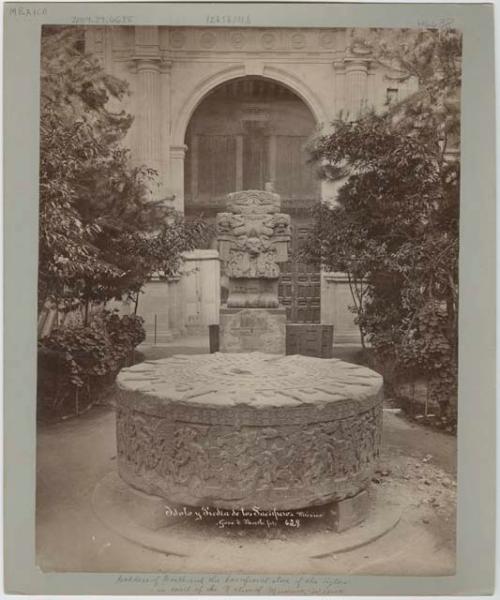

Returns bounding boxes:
[100,191,388,545]
[116,353,383,513]
[216,190,291,353]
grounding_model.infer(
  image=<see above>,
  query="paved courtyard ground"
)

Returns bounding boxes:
[36,339,456,575]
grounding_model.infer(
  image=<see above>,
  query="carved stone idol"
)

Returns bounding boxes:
[215,190,291,354]
[216,190,291,309]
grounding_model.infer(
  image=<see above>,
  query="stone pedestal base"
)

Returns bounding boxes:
[93,472,402,560]
[332,489,371,532]
[227,279,279,308]
[219,308,286,353]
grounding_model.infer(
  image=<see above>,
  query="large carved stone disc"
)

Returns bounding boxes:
[116,353,383,510]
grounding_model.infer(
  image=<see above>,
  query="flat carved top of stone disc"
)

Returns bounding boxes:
[117,352,383,409]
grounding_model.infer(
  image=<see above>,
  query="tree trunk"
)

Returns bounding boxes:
[346,272,366,349]
[83,279,91,326]
[83,299,90,327]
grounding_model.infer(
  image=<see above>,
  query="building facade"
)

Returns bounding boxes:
[85,26,417,343]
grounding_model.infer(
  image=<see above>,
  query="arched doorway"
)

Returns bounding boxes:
[184,76,321,323]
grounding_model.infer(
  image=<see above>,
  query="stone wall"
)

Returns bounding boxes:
[85,26,418,343]
[321,273,362,344]
[108,250,220,342]
[84,26,418,208]
[106,278,184,343]
[181,249,221,334]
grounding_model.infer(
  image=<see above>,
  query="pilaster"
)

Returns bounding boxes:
[131,27,164,198]
[344,58,369,120]
[169,145,188,212]
[189,132,199,200]
[332,61,346,119]
[135,59,161,172]
[235,135,244,191]
[268,135,277,186]
[159,60,173,200]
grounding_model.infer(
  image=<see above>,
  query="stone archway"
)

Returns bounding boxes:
[172,65,328,148]
[183,75,322,323]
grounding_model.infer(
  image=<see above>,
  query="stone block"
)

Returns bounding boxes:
[116,353,384,510]
[209,324,219,353]
[333,489,371,532]
[119,484,170,530]
[219,307,286,353]
[286,323,334,358]
[227,279,279,308]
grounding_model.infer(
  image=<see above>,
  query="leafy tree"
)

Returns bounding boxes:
[39,26,208,322]
[304,28,460,417]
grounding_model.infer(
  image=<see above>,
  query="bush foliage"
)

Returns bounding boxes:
[38,312,145,420]
[39,26,209,319]
[303,29,460,422]
[38,27,209,418]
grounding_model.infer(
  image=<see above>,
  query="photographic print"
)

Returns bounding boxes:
[3,2,495,596]
[35,22,461,576]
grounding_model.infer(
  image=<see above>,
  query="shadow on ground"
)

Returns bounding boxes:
[136,337,367,365]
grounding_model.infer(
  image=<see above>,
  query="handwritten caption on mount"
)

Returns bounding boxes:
[115,573,348,595]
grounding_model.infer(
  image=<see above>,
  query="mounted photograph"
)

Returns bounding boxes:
[36,23,461,576]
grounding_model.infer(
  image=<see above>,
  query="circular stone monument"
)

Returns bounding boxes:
[116,352,383,510]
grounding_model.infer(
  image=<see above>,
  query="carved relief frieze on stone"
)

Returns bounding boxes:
[230,31,246,49]
[97,26,353,57]
[290,32,306,49]
[261,32,278,50]
[200,31,217,49]
[115,353,384,509]
[169,29,187,49]
[117,404,382,508]
[319,31,336,49]
[216,191,291,308]
[348,28,373,57]
[163,27,346,53]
